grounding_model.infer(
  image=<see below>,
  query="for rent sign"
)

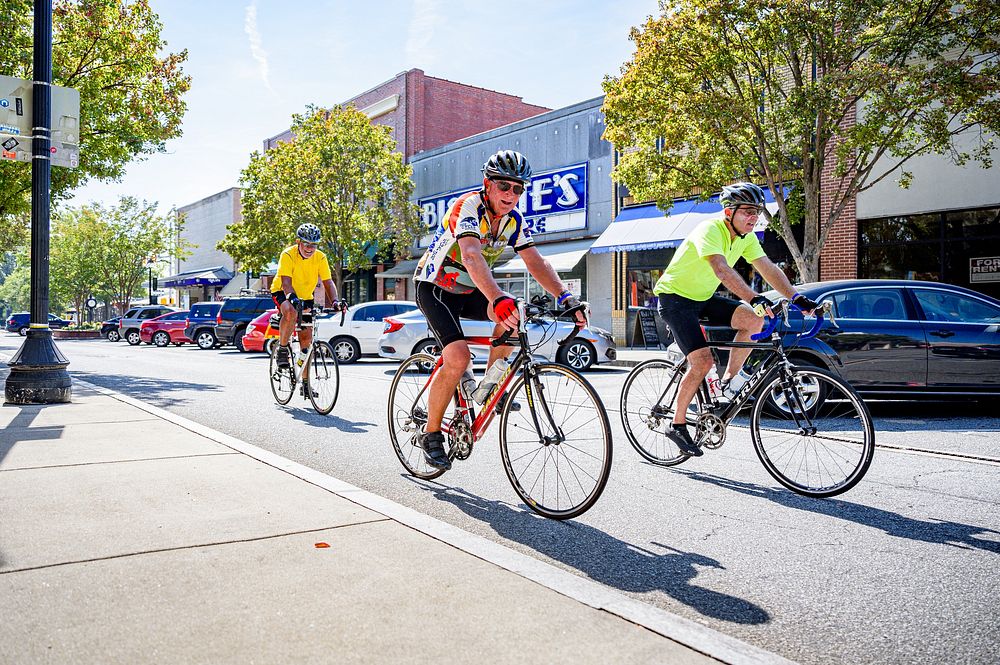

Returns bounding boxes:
[970,257,1000,283]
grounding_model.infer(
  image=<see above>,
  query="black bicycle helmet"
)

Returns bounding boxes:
[483,150,532,184]
[719,182,766,209]
[296,223,322,243]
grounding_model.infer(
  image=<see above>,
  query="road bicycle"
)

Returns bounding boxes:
[387,298,613,520]
[269,300,348,415]
[620,299,874,497]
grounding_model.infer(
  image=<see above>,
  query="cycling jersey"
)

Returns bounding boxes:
[414,190,534,295]
[653,217,766,302]
[271,245,332,299]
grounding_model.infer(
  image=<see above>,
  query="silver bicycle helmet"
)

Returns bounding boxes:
[296,223,322,244]
[720,182,766,209]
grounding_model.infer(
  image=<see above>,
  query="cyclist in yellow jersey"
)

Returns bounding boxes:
[270,223,343,372]
[653,182,817,456]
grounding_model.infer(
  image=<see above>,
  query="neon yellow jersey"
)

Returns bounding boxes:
[653,218,766,301]
[270,245,332,299]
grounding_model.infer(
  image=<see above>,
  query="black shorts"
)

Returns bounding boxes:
[271,291,315,323]
[415,281,490,348]
[657,293,742,355]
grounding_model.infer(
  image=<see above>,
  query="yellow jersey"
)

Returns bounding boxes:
[271,245,332,299]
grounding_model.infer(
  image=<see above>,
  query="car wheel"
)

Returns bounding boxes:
[126,329,141,346]
[17,326,28,336]
[413,339,440,371]
[105,329,121,343]
[234,327,249,352]
[763,360,827,417]
[196,330,217,350]
[331,336,361,364]
[265,338,278,356]
[557,339,596,371]
[153,331,170,347]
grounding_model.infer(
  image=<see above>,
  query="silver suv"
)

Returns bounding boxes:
[119,305,176,345]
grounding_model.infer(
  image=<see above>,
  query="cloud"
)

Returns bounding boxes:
[244,3,276,95]
[405,0,443,67]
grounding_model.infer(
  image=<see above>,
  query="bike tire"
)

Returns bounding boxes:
[500,363,612,520]
[307,341,340,415]
[620,359,702,466]
[387,353,448,480]
[269,344,296,405]
[750,366,875,497]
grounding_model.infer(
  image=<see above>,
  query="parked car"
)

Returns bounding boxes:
[139,310,191,347]
[215,296,275,352]
[183,301,223,350]
[314,300,418,364]
[101,316,123,342]
[377,308,617,371]
[5,312,72,335]
[118,305,177,345]
[674,280,1000,398]
[240,308,279,354]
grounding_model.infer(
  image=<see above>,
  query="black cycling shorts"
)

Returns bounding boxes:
[657,293,742,355]
[272,291,315,323]
[415,281,490,349]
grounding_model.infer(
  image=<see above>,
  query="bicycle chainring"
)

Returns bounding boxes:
[694,412,727,449]
[449,418,475,460]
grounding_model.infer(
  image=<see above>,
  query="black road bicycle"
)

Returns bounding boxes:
[620,300,874,497]
[269,300,348,415]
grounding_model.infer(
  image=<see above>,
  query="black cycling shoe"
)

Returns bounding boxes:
[494,392,522,414]
[666,425,703,457]
[420,431,451,470]
[275,345,291,369]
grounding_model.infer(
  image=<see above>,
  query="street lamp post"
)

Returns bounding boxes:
[148,265,155,304]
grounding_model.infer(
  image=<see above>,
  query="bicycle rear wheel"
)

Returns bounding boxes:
[306,341,340,415]
[500,363,612,520]
[269,344,296,405]
[620,359,702,466]
[387,353,448,480]
[750,366,874,497]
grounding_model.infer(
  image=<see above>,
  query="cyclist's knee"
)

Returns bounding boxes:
[441,341,470,368]
[733,305,764,332]
[279,301,296,317]
[687,348,714,375]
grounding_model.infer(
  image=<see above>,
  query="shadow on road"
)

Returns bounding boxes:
[680,471,1000,554]
[71,371,223,408]
[285,405,376,433]
[410,480,770,625]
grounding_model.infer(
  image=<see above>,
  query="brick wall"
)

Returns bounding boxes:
[819,104,858,280]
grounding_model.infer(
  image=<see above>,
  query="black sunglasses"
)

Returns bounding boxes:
[492,180,525,195]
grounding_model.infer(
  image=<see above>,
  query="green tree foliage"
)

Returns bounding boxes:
[219,105,422,292]
[0,263,34,312]
[49,206,112,323]
[603,0,1000,280]
[0,0,190,251]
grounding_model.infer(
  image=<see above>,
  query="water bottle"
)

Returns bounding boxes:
[459,370,477,402]
[706,366,722,398]
[296,351,305,368]
[722,368,753,400]
[472,358,509,405]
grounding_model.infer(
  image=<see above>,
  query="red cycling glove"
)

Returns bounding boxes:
[492,296,517,322]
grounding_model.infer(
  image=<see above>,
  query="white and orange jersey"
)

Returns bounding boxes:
[413,190,534,294]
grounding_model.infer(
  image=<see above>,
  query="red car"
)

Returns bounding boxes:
[139,310,191,347]
[240,308,279,353]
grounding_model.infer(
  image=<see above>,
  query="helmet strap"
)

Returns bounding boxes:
[724,209,748,239]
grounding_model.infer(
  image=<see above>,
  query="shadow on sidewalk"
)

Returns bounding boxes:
[71,371,223,408]
[412,480,770,625]
[0,408,65,466]
[680,471,1000,554]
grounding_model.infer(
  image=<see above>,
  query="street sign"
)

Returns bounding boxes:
[0,74,80,168]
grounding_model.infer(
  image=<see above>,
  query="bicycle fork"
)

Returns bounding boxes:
[775,368,817,436]
[521,364,565,447]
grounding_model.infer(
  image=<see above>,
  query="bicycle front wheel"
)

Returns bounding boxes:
[750,366,875,497]
[306,341,340,415]
[269,344,296,405]
[500,363,612,520]
[620,359,702,466]
[387,353,447,480]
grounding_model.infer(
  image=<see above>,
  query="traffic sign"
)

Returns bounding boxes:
[0,74,80,169]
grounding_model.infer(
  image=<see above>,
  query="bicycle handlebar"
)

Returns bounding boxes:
[750,299,836,341]
[490,298,590,348]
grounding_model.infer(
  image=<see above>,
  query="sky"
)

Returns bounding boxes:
[70,0,660,214]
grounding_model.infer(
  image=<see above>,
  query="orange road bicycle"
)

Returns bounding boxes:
[387,298,612,520]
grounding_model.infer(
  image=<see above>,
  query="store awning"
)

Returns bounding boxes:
[589,190,782,254]
[161,266,234,288]
[494,239,594,273]
[374,258,421,279]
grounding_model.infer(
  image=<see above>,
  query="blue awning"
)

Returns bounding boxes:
[590,189,783,254]
[161,266,234,288]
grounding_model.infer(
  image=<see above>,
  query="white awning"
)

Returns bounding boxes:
[374,258,421,279]
[494,239,594,273]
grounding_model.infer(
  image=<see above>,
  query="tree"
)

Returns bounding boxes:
[602,0,1000,281]
[100,197,186,311]
[49,206,112,325]
[0,263,33,312]
[219,105,422,293]
[0,0,190,252]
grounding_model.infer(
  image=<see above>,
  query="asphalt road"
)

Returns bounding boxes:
[4,334,998,664]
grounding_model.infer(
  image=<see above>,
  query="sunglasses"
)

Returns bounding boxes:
[492,180,525,196]
[300,241,318,249]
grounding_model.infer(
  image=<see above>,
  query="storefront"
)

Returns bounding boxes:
[161,266,234,308]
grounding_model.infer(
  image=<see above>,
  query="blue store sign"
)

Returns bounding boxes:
[418,163,588,246]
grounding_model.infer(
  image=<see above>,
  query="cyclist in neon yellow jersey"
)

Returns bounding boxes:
[653,182,817,456]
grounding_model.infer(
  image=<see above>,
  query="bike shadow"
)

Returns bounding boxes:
[409,479,770,625]
[679,471,1000,554]
[285,407,376,433]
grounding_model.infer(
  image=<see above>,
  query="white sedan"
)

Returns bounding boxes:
[314,300,418,363]
[376,308,617,371]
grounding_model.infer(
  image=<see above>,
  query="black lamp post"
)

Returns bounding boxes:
[148,265,154,304]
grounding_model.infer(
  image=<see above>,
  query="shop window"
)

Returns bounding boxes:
[628,269,662,308]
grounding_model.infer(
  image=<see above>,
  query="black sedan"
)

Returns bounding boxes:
[101,316,123,342]
[703,280,1000,398]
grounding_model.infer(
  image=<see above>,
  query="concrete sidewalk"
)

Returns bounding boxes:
[0,377,791,665]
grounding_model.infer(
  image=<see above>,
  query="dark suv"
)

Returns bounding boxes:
[183,301,223,350]
[6,312,72,335]
[215,296,274,352]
